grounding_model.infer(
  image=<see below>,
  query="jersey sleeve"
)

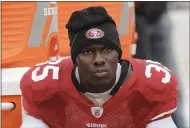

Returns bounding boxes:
[20,64,50,119]
[149,76,178,122]
[150,66,178,121]
[20,59,64,119]
[136,59,179,122]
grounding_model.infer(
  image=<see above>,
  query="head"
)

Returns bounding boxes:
[66,6,122,92]
[77,44,118,90]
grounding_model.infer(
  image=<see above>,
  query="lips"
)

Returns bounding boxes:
[92,68,108,78]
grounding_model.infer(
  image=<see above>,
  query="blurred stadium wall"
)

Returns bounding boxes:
[167,2,189,128]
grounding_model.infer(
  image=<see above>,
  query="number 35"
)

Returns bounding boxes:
[31,58,67,82]
[145,60,171,84]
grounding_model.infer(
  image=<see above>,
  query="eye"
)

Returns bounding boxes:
[80,49,92,55]
[103,47,112,52]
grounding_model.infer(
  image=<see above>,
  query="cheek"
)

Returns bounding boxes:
[109,62,118,76]
[106,52,119,75]
[107,51,119,65]
[77,56,87,65]
[77,56,91,71]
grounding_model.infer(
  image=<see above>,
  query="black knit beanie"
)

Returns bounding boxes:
[65,6,122,64]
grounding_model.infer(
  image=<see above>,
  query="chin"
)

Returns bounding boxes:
[91,78,110,87]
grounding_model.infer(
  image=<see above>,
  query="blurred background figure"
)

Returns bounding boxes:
[134,2,189,128]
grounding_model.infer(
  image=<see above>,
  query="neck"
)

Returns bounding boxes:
[75,63,121,93]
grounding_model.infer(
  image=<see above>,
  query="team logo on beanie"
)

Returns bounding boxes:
[85,28,104,39]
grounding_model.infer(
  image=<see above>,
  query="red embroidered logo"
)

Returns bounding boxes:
[85,28,104,39]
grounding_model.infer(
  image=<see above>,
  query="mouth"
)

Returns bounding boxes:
[92,68,109,78]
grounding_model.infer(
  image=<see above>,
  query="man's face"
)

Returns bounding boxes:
[77,44,119,89]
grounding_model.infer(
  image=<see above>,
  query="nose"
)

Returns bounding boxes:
[93,52,105,66]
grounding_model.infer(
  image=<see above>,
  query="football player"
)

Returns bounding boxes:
[20,6,178,128]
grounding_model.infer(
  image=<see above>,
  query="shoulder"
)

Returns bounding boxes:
[129,58,178,102]
[129,58,178,120]
[126,58,178,121]
[20,57,74,103]
[134,59,178,85]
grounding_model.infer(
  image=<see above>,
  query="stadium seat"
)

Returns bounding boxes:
[2,2,59,68]
[1,2,59,128]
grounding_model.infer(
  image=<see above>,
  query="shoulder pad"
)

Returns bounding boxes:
[133,59,178,103]
[20,57,74,105]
